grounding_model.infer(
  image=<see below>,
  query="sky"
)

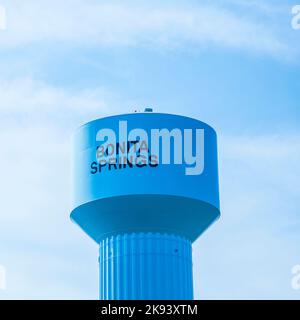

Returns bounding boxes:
[0,0,299,299]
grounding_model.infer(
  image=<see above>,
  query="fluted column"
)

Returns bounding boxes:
[99,233,193,300]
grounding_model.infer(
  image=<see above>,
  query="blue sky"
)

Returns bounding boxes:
[0,0,299,299]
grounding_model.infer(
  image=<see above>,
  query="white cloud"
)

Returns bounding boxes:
[226,0,287,14]
[0,5,6,30]
[0,77,109,119]
[0,0,294,58]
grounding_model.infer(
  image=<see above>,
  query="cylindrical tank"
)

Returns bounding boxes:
[70,112,220,300]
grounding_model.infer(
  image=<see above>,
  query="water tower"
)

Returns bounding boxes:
[70,111,220,300]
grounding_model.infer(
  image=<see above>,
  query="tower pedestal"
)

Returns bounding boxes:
[99,233,193,300]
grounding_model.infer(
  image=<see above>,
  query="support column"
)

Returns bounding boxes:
[99,232,193,300]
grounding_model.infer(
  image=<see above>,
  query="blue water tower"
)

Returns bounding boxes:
[71,111,220,300]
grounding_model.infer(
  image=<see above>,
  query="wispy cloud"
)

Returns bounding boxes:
[0,0,295,59]
[0,77,114,124]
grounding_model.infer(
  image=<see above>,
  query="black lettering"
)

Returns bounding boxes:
[91,162,98,174]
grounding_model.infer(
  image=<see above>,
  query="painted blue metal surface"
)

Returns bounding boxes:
[99,233,193,300]
[70,112,220,300]
[71,113,220,243]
